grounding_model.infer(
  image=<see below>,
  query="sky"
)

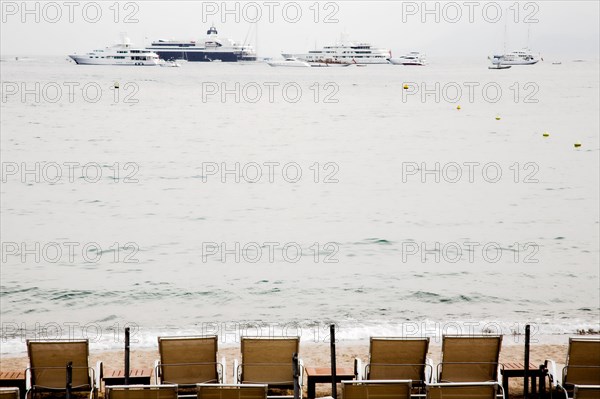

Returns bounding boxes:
[1,1,599,59]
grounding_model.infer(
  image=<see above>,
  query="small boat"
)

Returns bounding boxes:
[488,54,512,69]
[159,59,181,67]
[389,52,427,66]
[267,57,310,67]
[488,62,512,70]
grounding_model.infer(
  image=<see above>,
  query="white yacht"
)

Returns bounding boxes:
[283,34,391,65]
[266,57,310,67]
[390,52,427,66]
[69,37,159,66]
[489,49,540,65]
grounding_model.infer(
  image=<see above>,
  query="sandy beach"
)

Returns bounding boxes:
[0,340,568,399]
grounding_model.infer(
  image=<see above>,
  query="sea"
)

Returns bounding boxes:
[1,57,599,355]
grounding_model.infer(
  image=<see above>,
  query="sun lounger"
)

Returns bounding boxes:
[355,337,432,385]
[155,336,225,387]
[438,335,503,383]
[233,337,303,393]
[197,383,268,399]
[26,339,101,399]
[546,337,600,398]
[105,385,178,399]
[0,388,19,399]
[573,385,600,398]
[426,382,505,399]
[342,380,412,399]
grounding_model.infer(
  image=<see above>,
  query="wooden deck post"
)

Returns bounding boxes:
[66,361,72,399]
[124,327,130,385]
[524,324,530,398]
[330,324,337,399]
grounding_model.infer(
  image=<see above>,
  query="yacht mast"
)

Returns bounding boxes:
[503,10,508,53]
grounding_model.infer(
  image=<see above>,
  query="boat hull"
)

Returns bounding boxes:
[389,60,426,66]
[309,62,351,67]
[69,55,159,66]
[491,59,538,65]
[267,61,310,67]
[282,54,390,65]
[489,53,539,65]
[150,50,256,62]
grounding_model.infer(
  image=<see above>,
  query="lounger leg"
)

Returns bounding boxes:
[307,378,316,399]
[502,374,509,399]
[538,365,546,399]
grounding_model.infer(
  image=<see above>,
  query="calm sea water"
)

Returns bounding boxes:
[1,57,599,354]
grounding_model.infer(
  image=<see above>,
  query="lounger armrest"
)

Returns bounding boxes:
[220,356,227,384]
[25,368,32,391]
[154,360,161,384]
[544,359,559,387]
[298,358,304,388]
[426,358,435,383]
[353,358,362,380]
[95,360,103,389]
[233,359,240,384]
[497,363,504,384]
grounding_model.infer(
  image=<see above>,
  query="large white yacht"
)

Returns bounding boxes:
[147,26,256,62]
[69,37,159,66]
[489,49,540,65]
[283,34,391,65]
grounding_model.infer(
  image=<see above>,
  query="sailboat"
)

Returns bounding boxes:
[489,16,540,66]
[238,23,258,64]
[489,49,539,66]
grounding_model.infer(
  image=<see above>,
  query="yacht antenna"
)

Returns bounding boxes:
[243,24,251,46]
[503,10,508,53]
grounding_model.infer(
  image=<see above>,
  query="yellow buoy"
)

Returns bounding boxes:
[574,142,582,148]
[403,84,409,90]
[114,82,120,89]
[456,105,461,110]
[543,132,550,137]
[495,116,501,120]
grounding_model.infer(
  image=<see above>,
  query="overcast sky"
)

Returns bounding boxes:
[1,1,599,59]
